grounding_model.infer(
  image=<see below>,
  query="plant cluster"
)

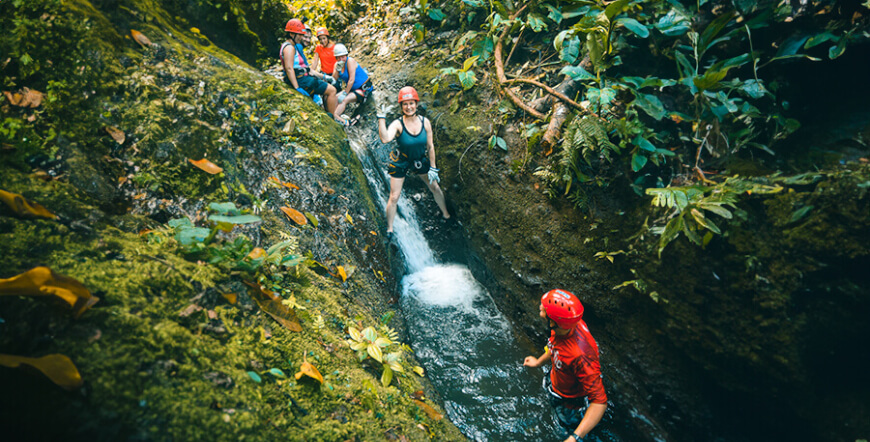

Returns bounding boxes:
[416,0,868,251]
[346,320,423,387]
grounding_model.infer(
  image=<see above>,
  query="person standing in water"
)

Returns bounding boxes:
[524,289,608,442]
[377,86,450,240]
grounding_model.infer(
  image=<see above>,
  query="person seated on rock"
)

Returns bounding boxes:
[331,44,373,125]
[377,86,450,240]
[310,27,339,88]
[523,289,608,442]
[280,18,337,115]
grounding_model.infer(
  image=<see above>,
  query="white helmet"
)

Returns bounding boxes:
[333,43,349,57]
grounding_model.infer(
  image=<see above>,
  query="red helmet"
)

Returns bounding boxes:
[316,27,329,37]
[285,19,305,34]
[397,86,419,103]
[541,289,584,329]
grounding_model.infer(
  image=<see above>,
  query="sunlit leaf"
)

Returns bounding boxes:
[280,207,307,225]
[337,265,348,282]
[105,126,125,144]
[362,327,378,342]
[130,29,153,47]
[247,371,262,383]
[413,366,425,376]
[654,9,691,36]
[0,354,83,390]
[344,211,354,225]
[0,266,98,318]
[348,327,361,342]
[381,365,393,387]
[188,158,223,174]
[244,281,302,332]
[618,17,649,38]
[0,189,57,220]
[413,399,444,420]
[526,13,547,32]
[295,361,324,384]
[560,65,595,81]
[3,87,44,108]
[209,202,239,215]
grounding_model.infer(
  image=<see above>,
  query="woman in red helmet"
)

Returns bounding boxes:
[280,19,337,114]
[310,27,338,86]
[377,86,450,240]
[524,289,608,442]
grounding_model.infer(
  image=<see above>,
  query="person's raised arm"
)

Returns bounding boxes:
[378,119,400,144]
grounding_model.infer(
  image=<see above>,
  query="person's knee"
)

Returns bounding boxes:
[325,84,336,95]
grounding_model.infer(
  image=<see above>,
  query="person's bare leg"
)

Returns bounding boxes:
[420,174,450,219]
[324,84,338,114]
[334,94,358,121]
[386,176,405,232]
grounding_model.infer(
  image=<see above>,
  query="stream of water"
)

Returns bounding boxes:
[344,102,632,441]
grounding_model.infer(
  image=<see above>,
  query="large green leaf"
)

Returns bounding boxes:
[633,135,656,152]
[542,3,563,24]
[804,32,837,49]
[655,9,691,36]
[457,71,477,90]
[633,93,666,120]
[527,13,547,32]
[472,37,494,61]
[603,0,629,21]
[428,8,445,21]
[560,65,595,80]
[208,214,262,224]
[381,365,393,387]
[617,17,649,38]
[176,226,211,246]
[561,35,582,64]
[208,202,240,215]
[631,152,648,172]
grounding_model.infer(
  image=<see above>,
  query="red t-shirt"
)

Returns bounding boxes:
[547,319,607,404]
[314,44,336,75]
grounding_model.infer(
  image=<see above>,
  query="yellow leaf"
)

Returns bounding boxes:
[243,281,302,332]
[337,266,347,282]
[412,399,443,420]
[105,126,125,144]
[188,158,223,174]
[301,112,309,121]
[246,247,266,260]
[0,354,83,390]
[344,211,353,225]
[0,189,57,220]
[3,87,44,108]
[413,366,425,376]
[130,29,153,47]
[222,293,237,304]
[0,266,98,318]
[295,361,324,384]
[280,206,307,225]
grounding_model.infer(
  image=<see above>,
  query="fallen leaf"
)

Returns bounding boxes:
[0,354,84,390]
[0,189,57,220]
[246,247,266,259]
[130,29,153,47]
[301,112,309,121]
[3,87,44,108]
[207,310,217,320]
[133,193,147,200]
[179,304,203,317]
[344,211,354,225]
[282,119,295,133]
[280,207,307,225]
[412,399,443,420]
[0,266,98,318]
[188,158,223,174]
[222,293,237,304]
[304,211,318,227]
[295,360,324,384]
[105,126,126,144]
[118,176,128,185]
[243,281,302,332]
[337,266,348,282]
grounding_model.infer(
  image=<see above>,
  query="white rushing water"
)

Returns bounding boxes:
[346,116,567,441]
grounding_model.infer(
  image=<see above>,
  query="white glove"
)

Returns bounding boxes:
[334,60,346,76]
[376,97,394,119]
[428,167,440,184]
[337,90,348,103]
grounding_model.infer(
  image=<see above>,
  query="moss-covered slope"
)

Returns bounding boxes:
[0,0,464,440]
